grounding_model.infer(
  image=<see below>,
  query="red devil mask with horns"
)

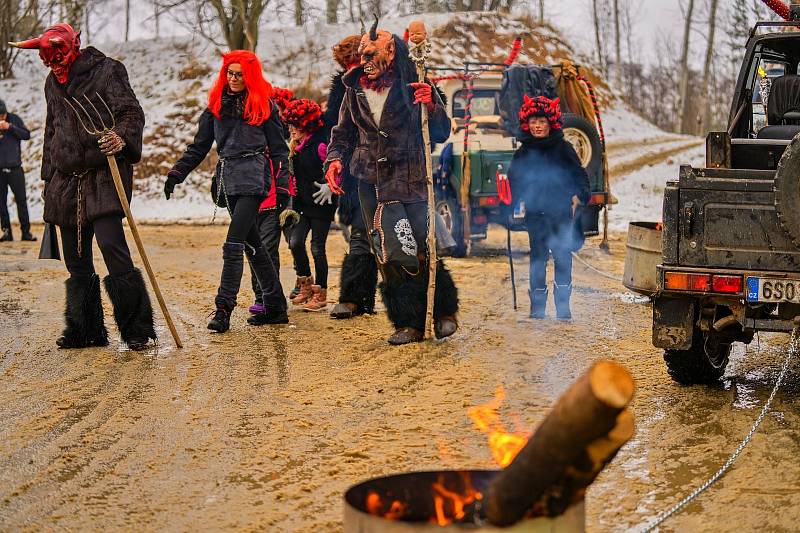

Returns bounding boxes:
[358,17,395,80]
[10,23,82,84]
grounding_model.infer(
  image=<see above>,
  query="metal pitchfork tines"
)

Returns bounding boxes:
[64,92,115,137]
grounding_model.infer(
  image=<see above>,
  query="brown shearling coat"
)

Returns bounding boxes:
[41,47,145,229]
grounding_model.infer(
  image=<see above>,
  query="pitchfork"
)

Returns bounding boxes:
[65,93,183,349]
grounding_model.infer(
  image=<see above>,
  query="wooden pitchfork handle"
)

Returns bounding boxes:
[107,155,183,348]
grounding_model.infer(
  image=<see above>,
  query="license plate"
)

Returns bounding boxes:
[746,277,800,303]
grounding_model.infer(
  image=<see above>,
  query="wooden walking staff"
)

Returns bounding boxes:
[408,21,437,340]
[65,94,183,349]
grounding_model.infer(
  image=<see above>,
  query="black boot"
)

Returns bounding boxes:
[246,244,288,326]
[104,268,157,350]
[529,288,547,319]
[208,305,232,332]
[380,267,426,345]
[56,274,109,348]
[21,230,37,241]
[433,261,459,339]
[0,228,12,242]
[331,253,378,319]
[554,282,572,320]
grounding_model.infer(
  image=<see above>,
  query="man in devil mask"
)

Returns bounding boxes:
[11,23,156,350]
[325,20,459,345]
[324,34,380,320]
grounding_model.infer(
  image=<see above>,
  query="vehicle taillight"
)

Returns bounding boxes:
[478,196,500,207]
[664,272,711,291]
[711,275,743,294]
[588,193,606,205]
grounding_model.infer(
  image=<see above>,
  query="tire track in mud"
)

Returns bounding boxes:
[609,138,704,180]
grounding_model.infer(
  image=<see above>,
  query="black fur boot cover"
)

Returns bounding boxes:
[104,268,157,345]
[379,268,427,331]
[61,273,108,347]
[338,253,378,313]
[433,261,459,319]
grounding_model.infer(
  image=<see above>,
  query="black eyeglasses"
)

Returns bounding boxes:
[226,70,244,80]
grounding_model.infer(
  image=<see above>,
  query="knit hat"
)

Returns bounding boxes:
[272,87,294,113]
[518,95,562,131]
[282,98,324,133]
[0,99,6,115]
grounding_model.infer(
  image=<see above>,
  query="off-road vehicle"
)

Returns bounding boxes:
[650,16,800,384]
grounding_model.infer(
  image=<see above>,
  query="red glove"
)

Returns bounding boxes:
[325,160,345,195]
[409,82,434,111]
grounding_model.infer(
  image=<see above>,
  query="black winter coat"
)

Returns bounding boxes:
[293,129,337,221]
[326,66,450,203]
[507,130,590,221]
[0,113,31,168]
[42,47,144,228]
[169,92,290,199]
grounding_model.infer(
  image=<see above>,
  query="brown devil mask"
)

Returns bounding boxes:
[9,23,82,84]
[358,19,395,80]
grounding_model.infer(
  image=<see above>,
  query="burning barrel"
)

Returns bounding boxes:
[343,362,635,532]
[623,221,663,296]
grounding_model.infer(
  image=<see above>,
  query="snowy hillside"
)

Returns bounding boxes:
[0,12,684,225]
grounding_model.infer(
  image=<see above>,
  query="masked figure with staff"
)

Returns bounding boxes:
[11,23,157,350]
[324,18,459,345]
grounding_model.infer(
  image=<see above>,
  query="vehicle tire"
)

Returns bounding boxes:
[562,113,603,188]
[435,194,467,258]
[774,132,800,247]
[663,332,731,384]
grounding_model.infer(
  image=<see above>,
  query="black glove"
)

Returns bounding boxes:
[164,171,181,200]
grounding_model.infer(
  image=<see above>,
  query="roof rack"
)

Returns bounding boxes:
[749,21,800,38]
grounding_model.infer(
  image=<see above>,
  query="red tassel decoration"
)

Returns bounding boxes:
[504,36,522,67]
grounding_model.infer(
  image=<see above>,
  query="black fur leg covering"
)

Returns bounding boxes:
[433,261,459,319]
[60,274,108,347]
[338,253,378,313]
[379,271,427,331]
[104,268,157,345]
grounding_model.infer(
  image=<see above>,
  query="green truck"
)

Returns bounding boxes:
[431,63,611,256]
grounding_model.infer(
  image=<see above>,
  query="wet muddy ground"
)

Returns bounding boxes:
[1,223,799,532]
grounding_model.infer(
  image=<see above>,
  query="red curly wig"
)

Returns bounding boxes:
[282,99,324,133]
[519,95,563,131]
[208,50,273,126]
[272,86,295,114]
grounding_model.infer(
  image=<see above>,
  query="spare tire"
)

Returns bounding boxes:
[562,113,602,190]
[774,132,800,247]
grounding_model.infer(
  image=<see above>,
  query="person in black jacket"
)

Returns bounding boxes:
[508,95,590,320]
[0,99,35,242]
[325,35,380,320]
[165,50,291,332]
[281,99,336,312]
[12,23,157,351]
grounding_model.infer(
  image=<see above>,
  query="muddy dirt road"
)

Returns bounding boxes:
[2,224,799,532]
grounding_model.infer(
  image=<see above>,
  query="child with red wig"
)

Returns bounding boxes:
[282,98,337,312]
[508,95,589,320]
[164,50,291,332]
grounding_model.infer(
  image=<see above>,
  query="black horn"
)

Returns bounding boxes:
[370,13,379,40]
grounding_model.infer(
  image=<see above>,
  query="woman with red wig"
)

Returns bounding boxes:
[282,98,337,312]
[164,50,291,332]
[508,95,589,320]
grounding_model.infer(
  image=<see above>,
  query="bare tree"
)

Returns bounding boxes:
[295,0,303,25]
[592,0,605,76]
[677,0,696,133]
[125,0,130,41]
[613,0,621,86]
[326,0,339,22]
[538,0,544,21]
[0,0,48,79]
[700,0,718,133]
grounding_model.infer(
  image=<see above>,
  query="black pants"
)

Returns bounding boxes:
[357,180,429,255]
[289,215,332,287]
[60,216,134,277]
[0,167,31,232]
[219,195,284,309]
[526,212,573,290]
[348,201,372,256]
[249,208,284,303]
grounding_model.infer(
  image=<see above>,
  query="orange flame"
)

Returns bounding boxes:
[366,491,407,520]
[468,386,529,467]
[655,222,663,231]
[430,472,482,526]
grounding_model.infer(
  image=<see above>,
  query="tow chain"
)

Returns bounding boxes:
[638,328,798,532]
[571,251,623,282]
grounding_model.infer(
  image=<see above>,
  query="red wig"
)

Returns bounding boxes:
[272,86,295,114]
[519,95,563,131]
[209,50,273,126]
[282,99,324,133]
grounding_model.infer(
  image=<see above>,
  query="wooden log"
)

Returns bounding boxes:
[485,360,635,526]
